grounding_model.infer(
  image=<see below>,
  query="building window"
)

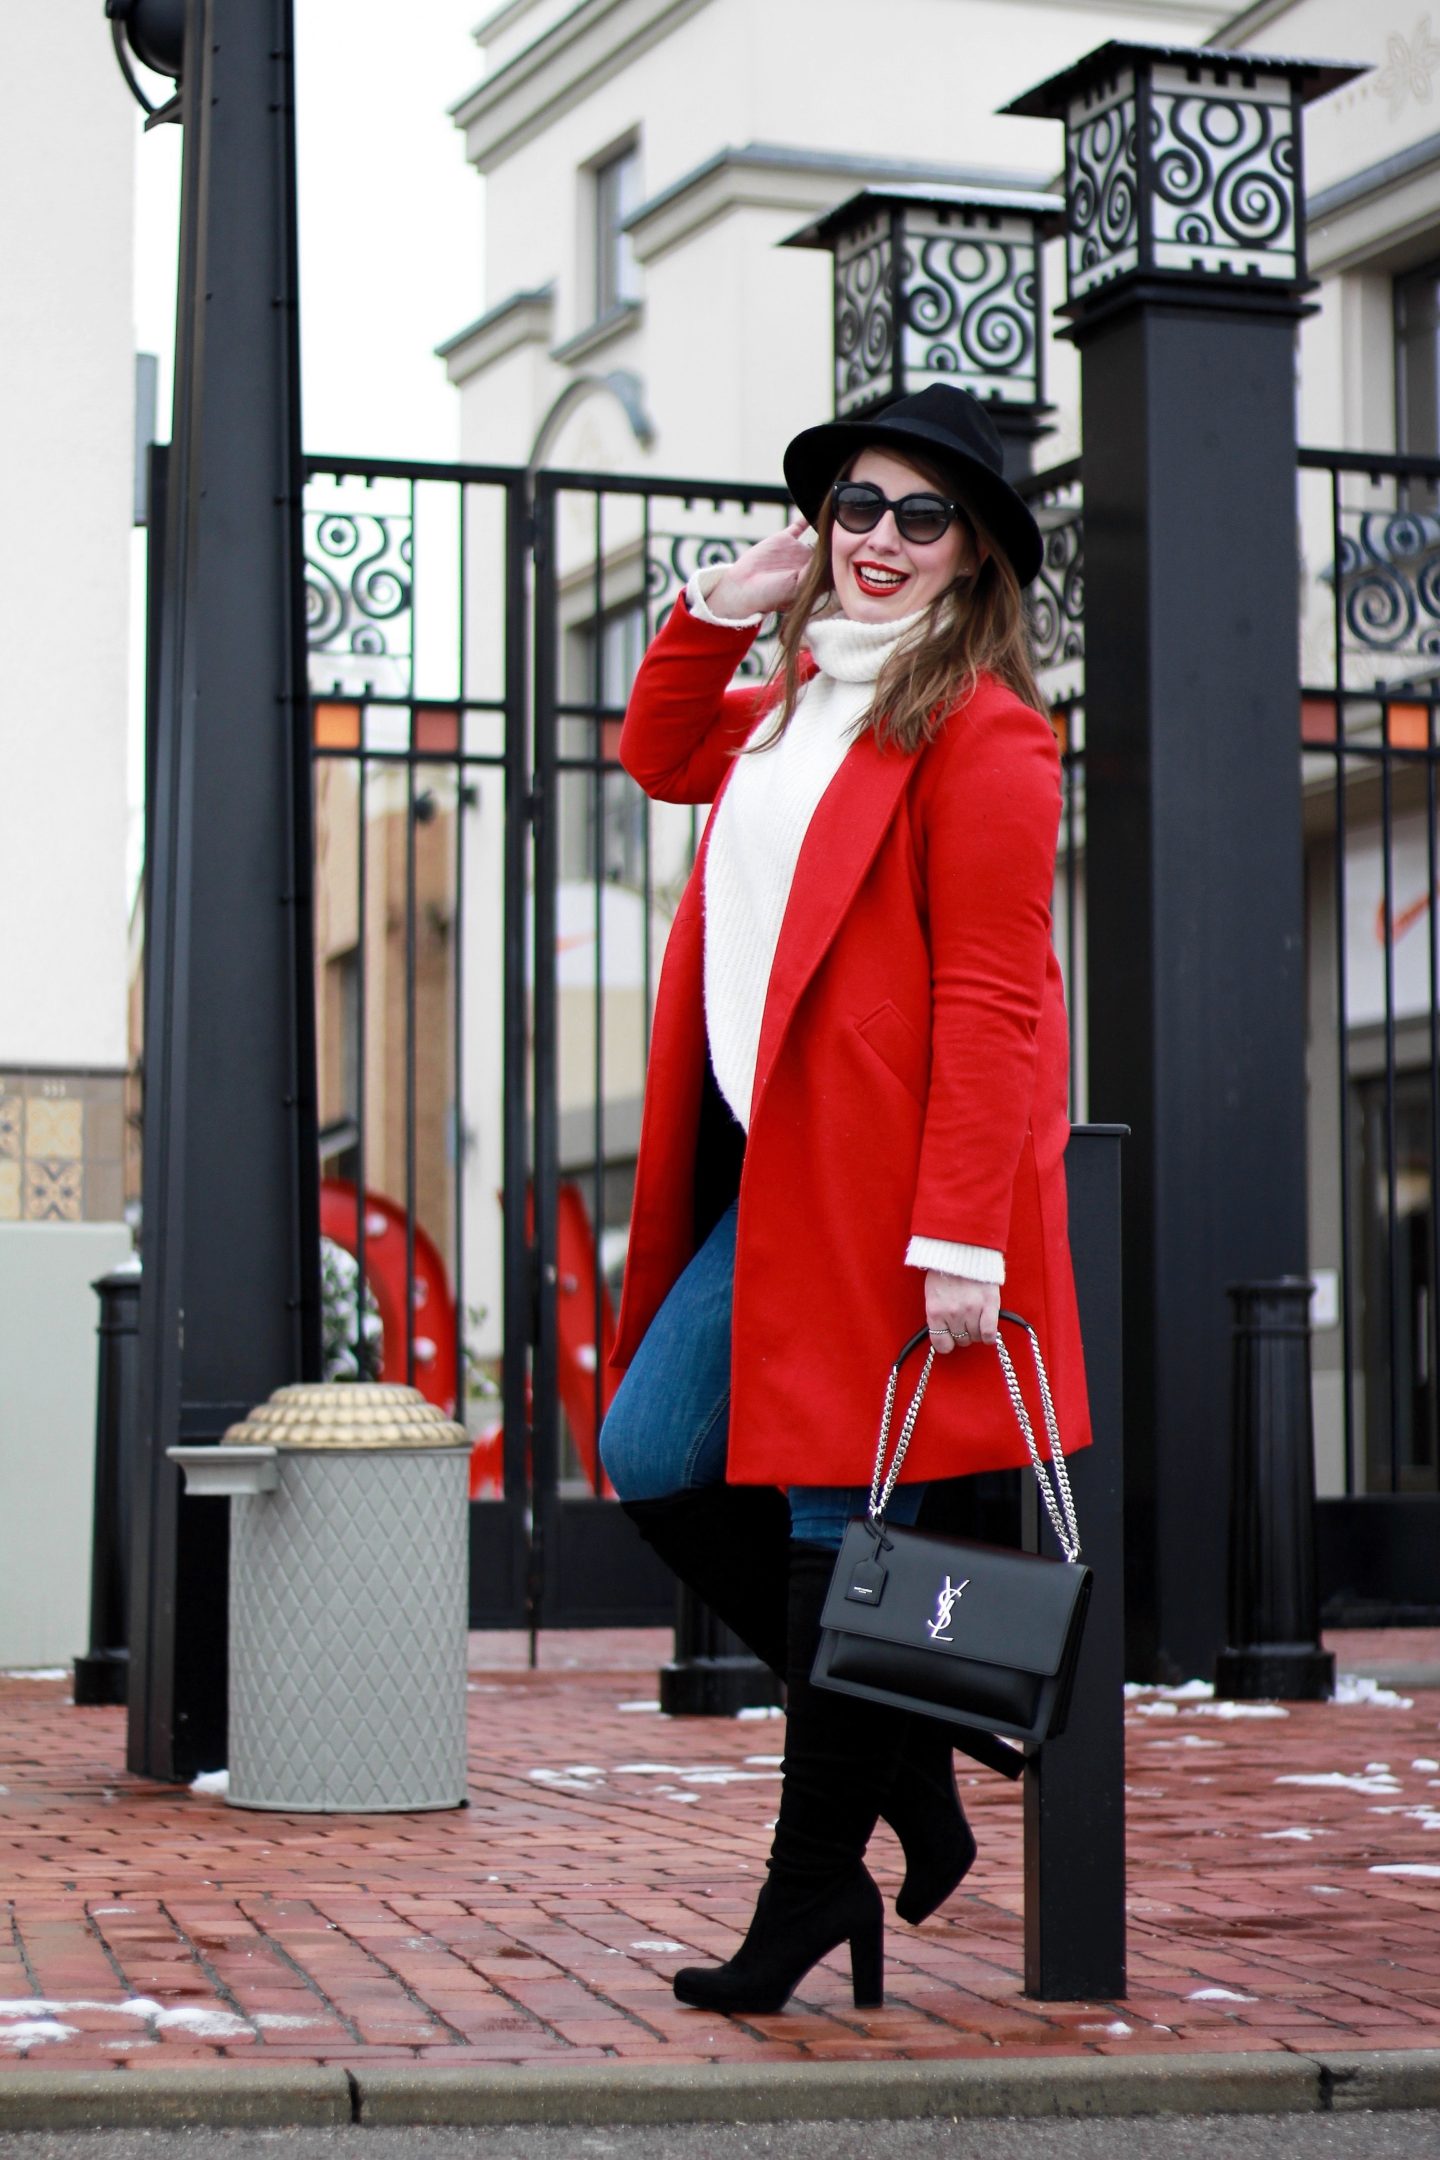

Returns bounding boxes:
[593,142,641,321]
[1395,259,1440,458]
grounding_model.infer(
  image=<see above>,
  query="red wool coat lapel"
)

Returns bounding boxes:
[750,732,915,1124]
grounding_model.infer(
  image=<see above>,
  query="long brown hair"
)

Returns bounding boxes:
[760,451,1047,755]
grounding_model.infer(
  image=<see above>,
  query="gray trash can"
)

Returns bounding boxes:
[170,1385,470,1812]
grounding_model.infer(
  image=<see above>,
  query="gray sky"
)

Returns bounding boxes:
[133,0,485,461]
[126,2,486,891]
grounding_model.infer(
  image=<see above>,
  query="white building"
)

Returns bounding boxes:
[443,0,1224,480]
[0,16,137,1660]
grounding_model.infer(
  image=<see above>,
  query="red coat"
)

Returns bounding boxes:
[611,596,1091,1485]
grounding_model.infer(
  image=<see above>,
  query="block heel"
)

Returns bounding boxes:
[849,1908,885,2007]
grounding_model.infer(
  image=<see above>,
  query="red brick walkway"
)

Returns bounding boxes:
[2,1630,1439,2072]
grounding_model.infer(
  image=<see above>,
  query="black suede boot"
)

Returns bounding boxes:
[671,1542,895,2013]
[622,1492,977,1924]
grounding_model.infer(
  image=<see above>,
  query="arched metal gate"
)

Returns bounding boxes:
[302,452,788,1628]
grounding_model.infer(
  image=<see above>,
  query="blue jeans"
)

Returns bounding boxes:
[600,1202,923,1550]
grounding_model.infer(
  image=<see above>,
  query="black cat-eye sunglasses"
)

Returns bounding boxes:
[830,480,970,547]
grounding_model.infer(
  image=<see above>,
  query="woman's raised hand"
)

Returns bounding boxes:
[702,515,814,621]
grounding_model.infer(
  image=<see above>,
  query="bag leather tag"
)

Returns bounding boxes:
[846,1557,887,1606]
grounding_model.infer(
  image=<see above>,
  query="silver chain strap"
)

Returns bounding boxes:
[867,1318,1082,1563]
[867,1343,937,1520]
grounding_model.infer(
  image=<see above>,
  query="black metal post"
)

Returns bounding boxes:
[1076,293,1309,1683]
[74,1262,144,1707]
[1005,42,1361,1686]
[660,1595,783,1717]
[1024,1124,1126,2000]
[129,0,319,1780]
[1215,1280,1335,1700]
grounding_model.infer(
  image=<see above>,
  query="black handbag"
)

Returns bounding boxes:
[812,1311,1091,1761]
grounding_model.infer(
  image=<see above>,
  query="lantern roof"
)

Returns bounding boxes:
[784,184,1064,254]
[1004,40,1364,120]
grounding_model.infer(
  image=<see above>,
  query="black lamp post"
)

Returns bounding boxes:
[1005,40,1364,1681]
[784,185,1060,478]
[105,0,184,121]
[109,0,321,1781]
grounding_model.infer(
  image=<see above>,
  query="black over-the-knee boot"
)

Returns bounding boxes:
[670,1541,911,2014]
[622,1492,975,1925]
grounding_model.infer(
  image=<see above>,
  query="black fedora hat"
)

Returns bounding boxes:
[783,384,1043,589]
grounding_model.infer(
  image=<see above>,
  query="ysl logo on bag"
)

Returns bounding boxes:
[927,1574,969,1642]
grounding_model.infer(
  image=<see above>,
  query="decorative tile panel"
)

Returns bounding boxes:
[0,1070,129,1223]
[25,1098,83,1159]
[25,1159,82,1221]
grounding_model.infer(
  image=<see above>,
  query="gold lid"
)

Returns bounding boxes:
[221,1383,469,1452]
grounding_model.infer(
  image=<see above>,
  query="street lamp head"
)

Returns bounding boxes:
[1005,42,1366,320]
[784,185,1061,425]
[106,0,184,116]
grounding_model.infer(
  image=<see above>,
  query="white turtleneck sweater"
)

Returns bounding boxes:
[688,565,1004,1287]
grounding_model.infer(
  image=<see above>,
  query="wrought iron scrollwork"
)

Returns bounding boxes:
[645,530,781,680]
[1336,509,1440,661]
[1067,77,1139,299]
[835,220,894,416]
[305,509,413,697]
[1026,479,1084,708]
[900,223,1039,405]
[1149,73,1295,278]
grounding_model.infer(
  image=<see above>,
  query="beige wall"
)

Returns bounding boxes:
[0,1224,133,1668]
[0,15,135,1073]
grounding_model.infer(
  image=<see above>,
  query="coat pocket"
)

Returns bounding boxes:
[855,999,929,1106]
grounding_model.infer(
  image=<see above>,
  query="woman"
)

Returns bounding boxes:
[599,382,1090,2015]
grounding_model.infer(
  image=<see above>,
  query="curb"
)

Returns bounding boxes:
[0,2050,1438,2130]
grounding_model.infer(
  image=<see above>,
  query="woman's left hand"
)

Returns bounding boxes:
[925,1271,1000,1352]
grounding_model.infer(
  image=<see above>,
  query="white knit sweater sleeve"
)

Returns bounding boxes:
[684,565,766,629]
[905,1237,1006,1284]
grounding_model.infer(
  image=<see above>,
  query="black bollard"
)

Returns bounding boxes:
[74,1259,143,1707]
[1214,1280,1335,1702]
[659,1586,783,1717]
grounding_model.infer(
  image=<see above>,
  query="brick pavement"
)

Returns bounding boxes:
[1,1629,1439,2073]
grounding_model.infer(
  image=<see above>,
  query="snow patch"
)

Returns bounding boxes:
[1413,1759,1440,1772]
[1,1667,68,1682]
[153,2007,251,2038]
[630,1940,685,1954]
[1260,1828,1324,1841]
[1192,1701,1289,1720]
[0,1998,161,2021]
[1370,1863,1440,1878]
[1188,1987,1256,2002]
[1334,1676,1413,1709]
[1124,1679,1213,1699]
[617,1700,661,1713]
[190,1769,229,1795]
[613,1762,780,1784]
[1079,2020,1133,2036]
[1275,1770,1401,1794]
[736,1705,784,1719]
[0,2021,78,2049]
[253,2013,320,2030]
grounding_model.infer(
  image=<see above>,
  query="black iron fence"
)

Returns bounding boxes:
[1300,447,1440,1515]
[296,439,1440,1629]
